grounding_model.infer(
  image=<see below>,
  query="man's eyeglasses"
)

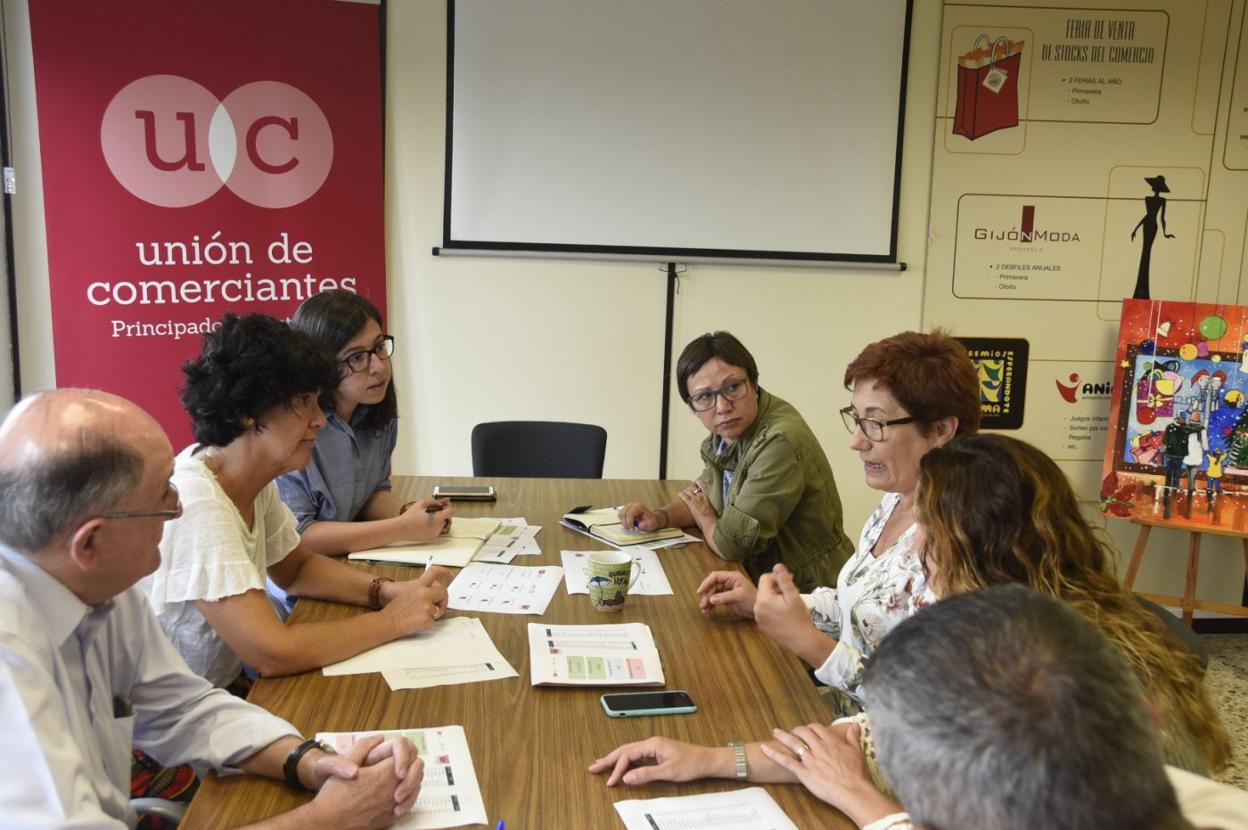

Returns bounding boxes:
[689,379,750,412]
[840,406,917,442]
[101,483,182,520]
[340,335,395,374]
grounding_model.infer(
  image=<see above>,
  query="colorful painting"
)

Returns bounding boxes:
[1102,299,1248,529]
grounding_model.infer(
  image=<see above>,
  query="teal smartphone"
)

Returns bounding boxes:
[600,690,697,718]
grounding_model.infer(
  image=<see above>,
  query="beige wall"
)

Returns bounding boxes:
[4,0,52,406]
[384,0,939,536]
[4,0,1243,606]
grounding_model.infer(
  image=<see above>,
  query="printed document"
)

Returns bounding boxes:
[447,561,563,615]
[474,518,542,564]
[613,788,799,830]
[382,660,517,691]
[561,548,673,596]
[316,726,487,829]
[528,622,664,686]
[322,616,515,687]
[348,517,502,567]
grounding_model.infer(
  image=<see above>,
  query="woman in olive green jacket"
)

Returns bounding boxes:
[618,332,853,592]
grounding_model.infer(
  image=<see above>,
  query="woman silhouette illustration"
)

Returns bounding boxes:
[1130,175,1175,300]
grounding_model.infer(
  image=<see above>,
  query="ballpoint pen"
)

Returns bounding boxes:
[426,502,452,533]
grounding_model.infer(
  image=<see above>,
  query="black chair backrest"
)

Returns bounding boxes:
[471,421,608,478]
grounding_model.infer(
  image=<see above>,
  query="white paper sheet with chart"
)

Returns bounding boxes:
[447,561,563,615]
[322,616,516,691]
[613,787,799,830]
[474,518,543,564]
[561,548,673,596]
[527,622,664,686]
[381,657,518,691]
[315,726,487,829]
[347,517,501,567]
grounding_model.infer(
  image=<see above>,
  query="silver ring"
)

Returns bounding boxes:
[795,742,808,759]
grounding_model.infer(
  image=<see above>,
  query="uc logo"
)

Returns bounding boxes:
[101,75,333,208]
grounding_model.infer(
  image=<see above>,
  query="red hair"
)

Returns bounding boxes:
[843,330,981,435]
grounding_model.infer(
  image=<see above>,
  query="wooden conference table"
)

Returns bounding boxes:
[181,477,853,829]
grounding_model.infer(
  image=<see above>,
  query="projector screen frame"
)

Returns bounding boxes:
[439,0,915,267]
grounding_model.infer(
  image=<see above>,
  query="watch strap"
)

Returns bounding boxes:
[728,740,747,779]
[283,738,323,792]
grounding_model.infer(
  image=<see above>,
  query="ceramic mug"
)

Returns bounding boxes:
[586,550,641,612]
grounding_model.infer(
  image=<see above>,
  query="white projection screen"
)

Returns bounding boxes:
[443,0,913,263]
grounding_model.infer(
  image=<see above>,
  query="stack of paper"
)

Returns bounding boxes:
[613,788,799,830]
[561,548,673,596]
[474,518,542,563]
[322,616,518,691]
[348,517,502,567]
[447,561,563,615]
[315,726,487,830]
[528,622,664,686]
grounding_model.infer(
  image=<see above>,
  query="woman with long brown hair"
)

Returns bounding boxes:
[589,434,1227,807]
[917,433,1229,773]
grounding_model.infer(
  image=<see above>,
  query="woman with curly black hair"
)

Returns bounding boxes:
[275,290,451,558]
[144,313,450,689]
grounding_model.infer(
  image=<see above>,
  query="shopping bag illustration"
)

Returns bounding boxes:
[953,35,1024,140]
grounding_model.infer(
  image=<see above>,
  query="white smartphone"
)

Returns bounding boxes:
[600,690,697,718]
[432,485,497,501]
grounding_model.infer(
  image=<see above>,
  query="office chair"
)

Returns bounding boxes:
[471,421,607,478]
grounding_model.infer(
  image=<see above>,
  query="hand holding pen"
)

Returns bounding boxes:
[617,502,668,533]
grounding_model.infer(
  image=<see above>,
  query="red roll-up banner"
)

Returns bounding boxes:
[28,0,385,447]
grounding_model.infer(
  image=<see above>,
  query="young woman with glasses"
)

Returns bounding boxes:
[695,330,980,711]
[145,313,450,689]
[274,290,452,565]
[618,331,854,593]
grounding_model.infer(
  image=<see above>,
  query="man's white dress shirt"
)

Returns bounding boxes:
[0,543,299,829]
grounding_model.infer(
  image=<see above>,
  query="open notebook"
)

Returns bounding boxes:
[347,517,502,568]
[560,507,683,547]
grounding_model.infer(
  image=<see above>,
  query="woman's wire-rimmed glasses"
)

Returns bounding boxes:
[340,335,395,374]
[839,406,917,442]
[689,379,750,412]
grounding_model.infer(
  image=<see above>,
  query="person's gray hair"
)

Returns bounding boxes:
[0,439,143,551]
[863,585,1179,830]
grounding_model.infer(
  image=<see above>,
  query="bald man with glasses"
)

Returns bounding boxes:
[0,389,421,829]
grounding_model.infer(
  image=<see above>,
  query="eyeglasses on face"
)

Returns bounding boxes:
[839,406,917,442]
[688,378,750,412]
[340,335,395,374]
[101,482,182,520]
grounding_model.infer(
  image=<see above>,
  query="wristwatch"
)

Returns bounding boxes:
[728,740,747,779]
[283,738,327,791]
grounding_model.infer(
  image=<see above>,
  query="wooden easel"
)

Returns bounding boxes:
[1125,515,1248,626]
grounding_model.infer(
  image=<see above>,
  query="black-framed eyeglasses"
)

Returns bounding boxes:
[340,335,395,374]
[689,379,751,412]
[840,406,917,442]
[101,482,182,520]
